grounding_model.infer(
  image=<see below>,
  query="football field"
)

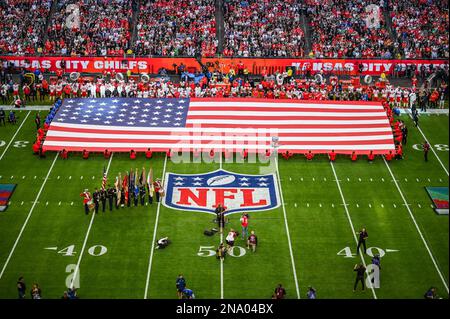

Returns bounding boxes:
[0,110,448,299]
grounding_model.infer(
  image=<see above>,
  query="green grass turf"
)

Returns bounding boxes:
[0,111,448,299]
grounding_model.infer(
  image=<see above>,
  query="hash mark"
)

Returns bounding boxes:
[22,176,25,179]
[319,203,322,207]
[57,176,60,179]
[358,178,361,182]
[356,203,359,208]
[307,203,309,207]
[369,204,372,208]
[416,178,419,182]
[347,178,350,181]
[92,176,95,180]
[294,203,297,208]
[393,204,397,208]
[34,176,36,179]
[404,178,408,182]
[381,178,385,182]
[10,176,13,179]
[381,204,384,208]
[20,201,24,206]
[69,176,72,180]
[80,176,84,180]
[70,202,74,206]
[418,204,422,208]
[332,203,335,208]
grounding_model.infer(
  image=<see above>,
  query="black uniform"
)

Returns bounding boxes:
[100,189,107,212]
[0,109,5,126]
[354,265,366,291]
[357,230,368,254]
[93,190,100,214]
[107,187,115,211]
[133,188,139,207]
[140,186,146,206]
[148,186,153,204]
[402,126,408,144]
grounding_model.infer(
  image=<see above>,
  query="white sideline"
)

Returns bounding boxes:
[330,161,378,299]
[383,157,449,293]
[70,153,114,289]
[275,156,301,299]
[0,152,59,280]
[0,111,31,161]
[144,154,168,299]
[406,110,449,176]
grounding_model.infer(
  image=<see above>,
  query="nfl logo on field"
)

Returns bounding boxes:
[163,170,280,215]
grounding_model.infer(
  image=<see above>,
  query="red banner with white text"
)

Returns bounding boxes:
[1,56,447,76]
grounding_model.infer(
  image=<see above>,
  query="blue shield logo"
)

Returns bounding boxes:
[163,169,280,215]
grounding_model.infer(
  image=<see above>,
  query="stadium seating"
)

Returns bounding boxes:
[390,0,449,58]
[45,0,132,56]
[222,0,305,57]
[0,0,448,59]
[134,0,217,57]
[0,0,52,55]
[305,0,395,58]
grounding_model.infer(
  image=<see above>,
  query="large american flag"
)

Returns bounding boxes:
[43,98,395,154]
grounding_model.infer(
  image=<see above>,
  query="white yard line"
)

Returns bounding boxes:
[0,152,59,280]
[70,153,114,289]
[383,157,449,293]
[406,110,449,176]
[275,156,301,299]
[144,154,168,299]
[330,161,377,299]
[0,111,31,161]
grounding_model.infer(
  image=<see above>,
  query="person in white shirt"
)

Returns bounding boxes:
[226,229,238,251]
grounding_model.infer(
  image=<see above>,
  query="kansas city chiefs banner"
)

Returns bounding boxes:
[163,170,280,215]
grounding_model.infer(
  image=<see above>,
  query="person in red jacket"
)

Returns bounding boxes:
[395,144,403,160]
[282,150,293,160]
[166,149,172,158]
[265,149,271,159]
[368,151,375,162]
[82,149,89,159]
[329,150,336,162]
[104,149,111,159]
[241,149,248,160]
[80,189,92,215]
[305,150,314,161]
[209,149,215,159]
[32,141,40,154]
[351,151,357,161]
[145,148,153,159]
[61,148,68,159]
[130,149,136,160]
[385,150,393,161]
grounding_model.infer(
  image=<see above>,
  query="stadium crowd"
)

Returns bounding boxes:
[390,0,449,59]
[222,0,305,57]
[134,0,217,57]
[305,0,395,58]
[0,0,448,59]
[0,0,52,55]
[44,0,133,56]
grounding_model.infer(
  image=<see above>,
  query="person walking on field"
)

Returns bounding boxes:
[423,141,430,162]
[356,227,368,255]
[353,264,366,292]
